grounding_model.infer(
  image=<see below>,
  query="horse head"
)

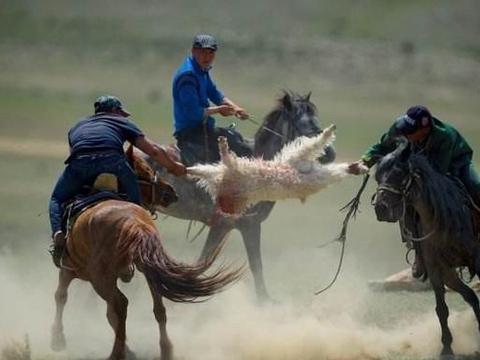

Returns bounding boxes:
[373,138,412,222]
[126,145,178,209]
[254,91,335,163]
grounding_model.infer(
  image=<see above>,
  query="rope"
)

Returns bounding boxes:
[315,173,370,295]
[203,117,210,162]
[243,115,286,139]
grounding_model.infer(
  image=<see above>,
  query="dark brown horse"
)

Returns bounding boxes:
[374,139,480,357]
[148,92,335,301]
[50,149,241,360]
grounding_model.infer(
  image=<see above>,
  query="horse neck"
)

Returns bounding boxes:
[409,192,435,232]
[253,112,290,160]
[407,161,470,242]
[253,133,284,160]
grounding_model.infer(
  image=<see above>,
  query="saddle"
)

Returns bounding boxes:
[61,173,127,235]
[172,126,254,166]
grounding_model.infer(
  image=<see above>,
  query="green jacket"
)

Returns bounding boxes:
[362,118,473,175]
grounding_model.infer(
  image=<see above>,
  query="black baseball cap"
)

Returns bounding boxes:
[395,105,432,135]
[94,95,131,117]
[192,34,218,51]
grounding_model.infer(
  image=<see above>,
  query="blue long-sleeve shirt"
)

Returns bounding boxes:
[172,56,225,134]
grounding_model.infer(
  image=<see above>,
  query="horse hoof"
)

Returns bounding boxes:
[257,294,278,306]
[439,351,455,360]
[50,333,66,352]
[160,349,173,360]
[125,347,137,360]
[160,339,173,360]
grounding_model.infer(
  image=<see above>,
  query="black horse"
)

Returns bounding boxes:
[374,139,480,357]
[150,91,335,301]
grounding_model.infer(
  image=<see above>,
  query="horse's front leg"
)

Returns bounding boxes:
[238,221,270,302]
[443,268,480,334]
[430,270,453,357]
[51,268,75,351]
[198,224,232,262]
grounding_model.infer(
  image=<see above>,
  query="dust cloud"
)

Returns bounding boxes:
[1,251,480,360]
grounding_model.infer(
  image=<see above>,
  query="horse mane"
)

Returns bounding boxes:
[410,154,475,242]
[126,145,155,181]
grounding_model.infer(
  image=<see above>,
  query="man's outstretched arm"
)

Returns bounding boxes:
[134,136,187,176]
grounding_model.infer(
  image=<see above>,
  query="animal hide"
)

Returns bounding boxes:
[188,124,367,215]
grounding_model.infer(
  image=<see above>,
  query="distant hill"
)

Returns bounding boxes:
[2,0,479,58]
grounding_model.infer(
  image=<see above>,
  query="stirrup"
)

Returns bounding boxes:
[49,244,64,268]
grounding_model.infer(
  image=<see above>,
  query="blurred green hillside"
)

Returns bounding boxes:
[1,0,479,144]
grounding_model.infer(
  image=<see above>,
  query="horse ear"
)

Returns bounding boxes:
[391,136,409,160]
[126,145,134,166]
[305,92,311,102]
[281,92,293,111]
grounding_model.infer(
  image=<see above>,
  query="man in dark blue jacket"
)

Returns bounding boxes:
[49,95,186,267]
[172,34,252,165]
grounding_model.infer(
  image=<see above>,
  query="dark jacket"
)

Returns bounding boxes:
[362,118,473,175]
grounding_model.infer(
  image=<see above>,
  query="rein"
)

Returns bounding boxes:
[315,173,370,295]
[244,115,286,140]
[137,173,165,217]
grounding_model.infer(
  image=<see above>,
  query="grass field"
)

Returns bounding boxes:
[1,1,480,359]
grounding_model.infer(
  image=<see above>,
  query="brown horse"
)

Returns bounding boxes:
[50,148,241,360]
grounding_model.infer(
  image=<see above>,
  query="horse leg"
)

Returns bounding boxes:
[50,268,75,351]
[443,268,480,333]
[238,221,270,302]
[91,277,129,360]
[198,224,231,262]
[146,279,173,360]
[430,270,454,357]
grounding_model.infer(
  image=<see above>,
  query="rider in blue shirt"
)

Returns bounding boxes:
[49,95,186,267]
[172,34,252,164]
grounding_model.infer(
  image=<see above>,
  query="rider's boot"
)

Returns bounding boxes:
[49,230,66,268]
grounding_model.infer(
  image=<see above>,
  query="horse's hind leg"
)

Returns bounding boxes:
[147,279,173,360]
[51,268,75,351]
[430,271,454,357]
[443,268,480,332]
[91,277,129,360]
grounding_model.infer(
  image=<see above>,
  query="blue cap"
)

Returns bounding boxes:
[395,105,432,135]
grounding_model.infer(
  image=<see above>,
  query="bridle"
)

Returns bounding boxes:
[137,172,174,217]
[374,175,414,199]
[253,100,321,145]
[374,170,437,242]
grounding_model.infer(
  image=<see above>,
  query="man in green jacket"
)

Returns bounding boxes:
[348,105,480,278]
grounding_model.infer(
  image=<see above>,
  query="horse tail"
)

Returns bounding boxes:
[127,222,242,303]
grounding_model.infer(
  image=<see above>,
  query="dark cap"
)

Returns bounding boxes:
[192,34,218,51]
[395,105,432,135]
[94,95,131,117]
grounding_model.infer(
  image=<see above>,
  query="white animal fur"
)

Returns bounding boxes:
[188,124,366,214]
